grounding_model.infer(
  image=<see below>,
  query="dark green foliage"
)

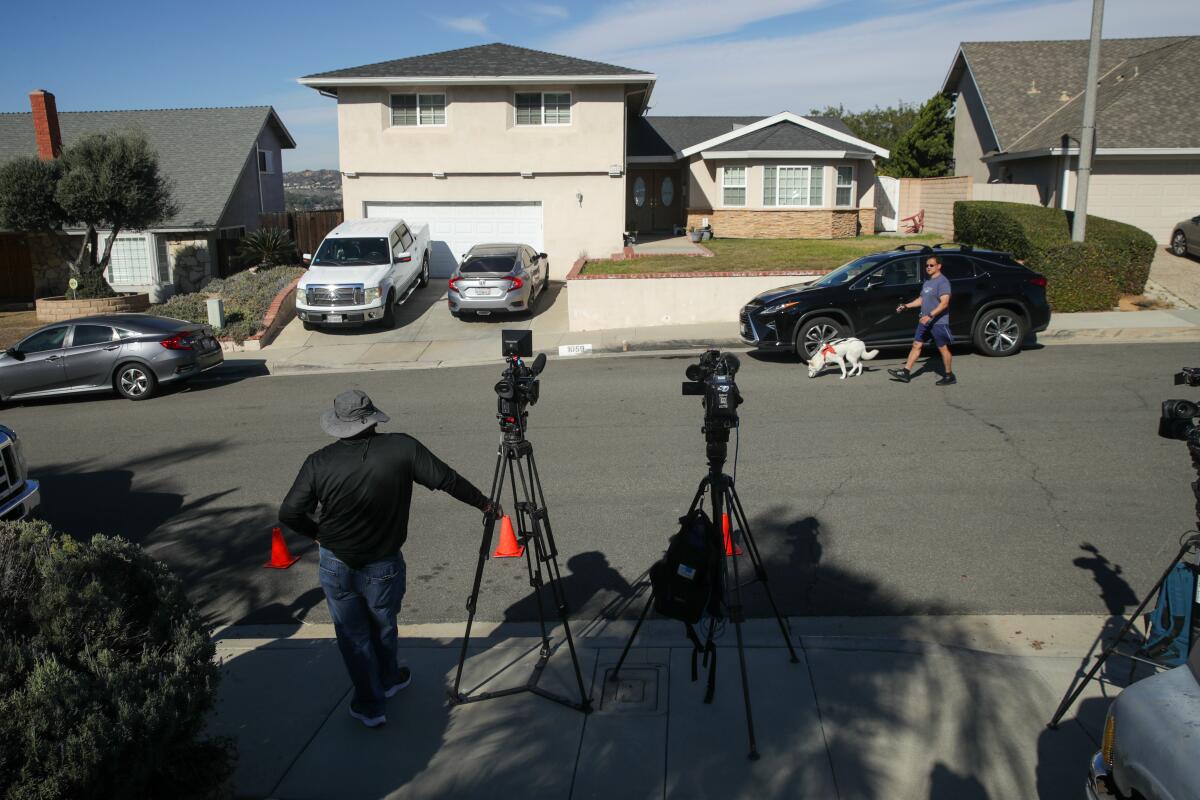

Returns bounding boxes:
[238,227,298,267]
[155,265,304,343]
[954,201,1155,310]
[880,94,953,178]
[808,102,921,155]
[0,521,234,800]
[0,158,66,233]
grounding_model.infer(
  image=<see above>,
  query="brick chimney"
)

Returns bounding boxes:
[29,90,62,160]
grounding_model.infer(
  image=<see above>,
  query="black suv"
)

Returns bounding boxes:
[740,244,1051,359]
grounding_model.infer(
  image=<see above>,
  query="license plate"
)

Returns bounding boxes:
[327,314,343,323]
[468,288,500,297]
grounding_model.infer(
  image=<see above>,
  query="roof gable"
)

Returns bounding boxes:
[680,112,888,159]
[0,107,292,229]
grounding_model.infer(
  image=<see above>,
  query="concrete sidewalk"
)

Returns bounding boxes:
[209,614,1130,799]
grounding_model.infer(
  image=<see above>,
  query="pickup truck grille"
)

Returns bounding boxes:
[306,286,364,307]
[0,442,17,503]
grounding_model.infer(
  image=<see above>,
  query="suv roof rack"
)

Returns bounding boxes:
[931,242,974,252]
[892,243,933,252]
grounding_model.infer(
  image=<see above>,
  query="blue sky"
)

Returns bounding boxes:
[2,0,1197,170]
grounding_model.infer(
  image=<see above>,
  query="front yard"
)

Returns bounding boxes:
[584,234,943,275]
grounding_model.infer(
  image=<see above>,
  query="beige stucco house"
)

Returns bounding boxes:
[943,36,1200,243]
[300,44,890,278]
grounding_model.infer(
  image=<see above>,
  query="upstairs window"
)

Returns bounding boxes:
[258,150,274,174]
[515,92,571,126]
[721,166,746,207]
[391,93,446,126]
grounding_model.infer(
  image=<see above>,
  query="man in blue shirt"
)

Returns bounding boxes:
[888,255,957,385]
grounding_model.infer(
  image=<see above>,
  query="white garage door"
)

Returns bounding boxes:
[365,202,544,277]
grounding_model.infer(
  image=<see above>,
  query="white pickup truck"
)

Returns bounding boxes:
[296,218,432,328]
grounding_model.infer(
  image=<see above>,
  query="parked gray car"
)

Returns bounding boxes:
[1170,214,1200,258]
[0,314,223,402]
[447,244,549,317]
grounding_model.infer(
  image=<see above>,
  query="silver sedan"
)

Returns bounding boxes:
[1170,214,1200,258]
[448,244,550,317]
[0,314,223,402]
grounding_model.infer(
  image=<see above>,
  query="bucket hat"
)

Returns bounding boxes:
[321,389,390,438]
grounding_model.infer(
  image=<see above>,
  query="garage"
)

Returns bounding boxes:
[364,202,543,277]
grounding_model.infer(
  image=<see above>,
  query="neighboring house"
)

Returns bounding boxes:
[0,91,296,302]
[299,43,890,278]
[943,36,1200,243]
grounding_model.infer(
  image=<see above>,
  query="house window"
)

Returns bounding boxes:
[721,166,746,207]
[258,150,274,174]
[762,166,823,207]
[514,92,571,126]
[391,93,446,126]
[155,236,171,283]
[106,235,152,285]
[836,166,855,207]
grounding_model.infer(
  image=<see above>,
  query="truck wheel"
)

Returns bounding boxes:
[381,291,397,328]
[418,255,430,288]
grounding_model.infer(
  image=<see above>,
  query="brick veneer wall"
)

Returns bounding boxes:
[35,293,150,322]
[685,209,865,239]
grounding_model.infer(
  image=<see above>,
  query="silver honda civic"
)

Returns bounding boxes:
[0,313,223,402]
[448,243,550,317]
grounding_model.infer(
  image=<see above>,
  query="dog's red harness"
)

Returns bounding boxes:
[820,344,837,358]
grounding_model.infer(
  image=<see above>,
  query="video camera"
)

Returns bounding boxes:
[496,330,546,436]
[682,349,743,432]
[1159,368,1200,443]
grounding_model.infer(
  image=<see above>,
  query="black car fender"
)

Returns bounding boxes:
[790,308,855,342]
[970,299,1030,332]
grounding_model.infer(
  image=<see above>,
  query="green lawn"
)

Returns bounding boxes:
[584,234,944,275]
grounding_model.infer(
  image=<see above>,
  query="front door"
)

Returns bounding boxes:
[627,169,683,235]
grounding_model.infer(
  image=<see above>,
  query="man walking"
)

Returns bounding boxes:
[888,255,957,385]
[280,390,499,728]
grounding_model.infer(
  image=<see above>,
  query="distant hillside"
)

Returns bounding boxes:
[283,170,342,211]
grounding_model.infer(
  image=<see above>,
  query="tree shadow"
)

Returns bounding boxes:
[930,762,992,800]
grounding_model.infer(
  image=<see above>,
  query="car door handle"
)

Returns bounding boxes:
[103,345,120,351]
[47,355,61,361]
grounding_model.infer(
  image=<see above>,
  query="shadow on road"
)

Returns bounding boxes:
[501,549,631,622]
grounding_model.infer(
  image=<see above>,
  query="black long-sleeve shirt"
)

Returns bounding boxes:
[279,431,488,568]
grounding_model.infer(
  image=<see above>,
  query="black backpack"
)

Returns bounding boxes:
[650,508,725,700]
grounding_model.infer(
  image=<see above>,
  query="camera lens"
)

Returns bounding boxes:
[685,364,704,382]
[1177,400,1199,418]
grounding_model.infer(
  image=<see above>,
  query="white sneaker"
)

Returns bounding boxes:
[349,704,386,728]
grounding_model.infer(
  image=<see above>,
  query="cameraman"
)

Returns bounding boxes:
[279,390,501,728]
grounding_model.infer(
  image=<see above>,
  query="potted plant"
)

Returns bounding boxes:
[688,226,703,243]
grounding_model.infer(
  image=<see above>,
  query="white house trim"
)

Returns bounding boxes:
[699,150,876,160]
[679,112,890,159]
[299,74,656,87]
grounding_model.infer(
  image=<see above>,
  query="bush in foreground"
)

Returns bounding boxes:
[0,520,234,799]
[953,201,1156,311]
[155,264,304,343]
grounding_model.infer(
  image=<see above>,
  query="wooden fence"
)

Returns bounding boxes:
[259,209,344,256]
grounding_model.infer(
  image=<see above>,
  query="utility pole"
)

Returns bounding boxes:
[1072,0,1104,242]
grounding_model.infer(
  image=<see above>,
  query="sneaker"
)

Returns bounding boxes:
[887,367,911,383]
[349,703,386,728]
[936,373,957,386]
[384,666,412,698]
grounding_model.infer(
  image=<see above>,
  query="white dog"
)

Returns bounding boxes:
[807,338,879,379]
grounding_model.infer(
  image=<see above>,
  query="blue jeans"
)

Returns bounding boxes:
[318,546,406,717]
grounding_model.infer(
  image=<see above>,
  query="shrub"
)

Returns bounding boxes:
[238,227,298,267]
[0,520,235,799]
[953,201,1156,307]
[154,264,304,343]
[1028,242,1121,312]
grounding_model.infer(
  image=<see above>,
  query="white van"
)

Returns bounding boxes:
[296,218,432,328]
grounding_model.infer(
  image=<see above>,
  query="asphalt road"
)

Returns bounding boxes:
[5,341,1196,629]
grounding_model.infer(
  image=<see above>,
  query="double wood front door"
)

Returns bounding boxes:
[627,169,683,234]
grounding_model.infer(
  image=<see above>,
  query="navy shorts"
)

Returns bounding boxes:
[914,321,952,347]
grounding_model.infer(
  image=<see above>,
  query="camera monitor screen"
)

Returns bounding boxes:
[502,330,533,358]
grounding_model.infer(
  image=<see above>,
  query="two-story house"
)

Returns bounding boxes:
[300,43,890,278]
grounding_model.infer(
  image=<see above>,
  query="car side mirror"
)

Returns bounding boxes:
[302,253,312,265]
[5,348,24,361]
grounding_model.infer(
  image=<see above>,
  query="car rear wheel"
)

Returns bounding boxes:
[973,308,1026,356]
[794,316,847,360]
[418,255,430,288]
[1171,231,1188,257]
[115,363,157,400]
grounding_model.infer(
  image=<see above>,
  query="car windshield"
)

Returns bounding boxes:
[460,255,517,274]
[311,237,390,266]
[809,254,891,287]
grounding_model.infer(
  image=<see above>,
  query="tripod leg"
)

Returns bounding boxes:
[728,485,799,663]
[451,448,507,701]
[612,592,655,679]
[1048,540,1194,728]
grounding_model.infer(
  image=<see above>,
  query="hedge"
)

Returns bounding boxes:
[154,264,304,343]
[0,521,235,799]
[953,201,1156,311]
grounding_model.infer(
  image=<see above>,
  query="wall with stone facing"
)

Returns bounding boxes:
[26,233,81,297]
[685,209,863,239]
[166,235,216,293]
[35,293,150,322]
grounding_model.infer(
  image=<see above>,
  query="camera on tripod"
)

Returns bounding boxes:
[495,330,545,435]
[682,349,743,430]
[1159,367,1200,443]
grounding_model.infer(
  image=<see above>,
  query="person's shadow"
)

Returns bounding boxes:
[502,551,632,622]
[1072,542,1139,616]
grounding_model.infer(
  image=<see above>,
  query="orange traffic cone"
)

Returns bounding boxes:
[264,526,301,569]
[722,513,744,557]
[492,515,525,558]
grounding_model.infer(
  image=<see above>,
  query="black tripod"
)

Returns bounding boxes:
[449,423,592,714]
[611,427,799,759]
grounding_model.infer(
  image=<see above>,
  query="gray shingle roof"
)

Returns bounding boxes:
[0,106,294,229]
[954,36,1195,150]
[629,116,855,158]
[303,43,651,81]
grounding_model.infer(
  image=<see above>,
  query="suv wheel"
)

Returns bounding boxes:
[795,316,847,360]
[115,363,157,400]
[1171,231,1188,257]
[973,308,1025,357]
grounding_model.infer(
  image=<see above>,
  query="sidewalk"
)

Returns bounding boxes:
[209,614,1126,799]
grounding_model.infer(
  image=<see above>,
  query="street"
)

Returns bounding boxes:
[6,341,1196,629]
